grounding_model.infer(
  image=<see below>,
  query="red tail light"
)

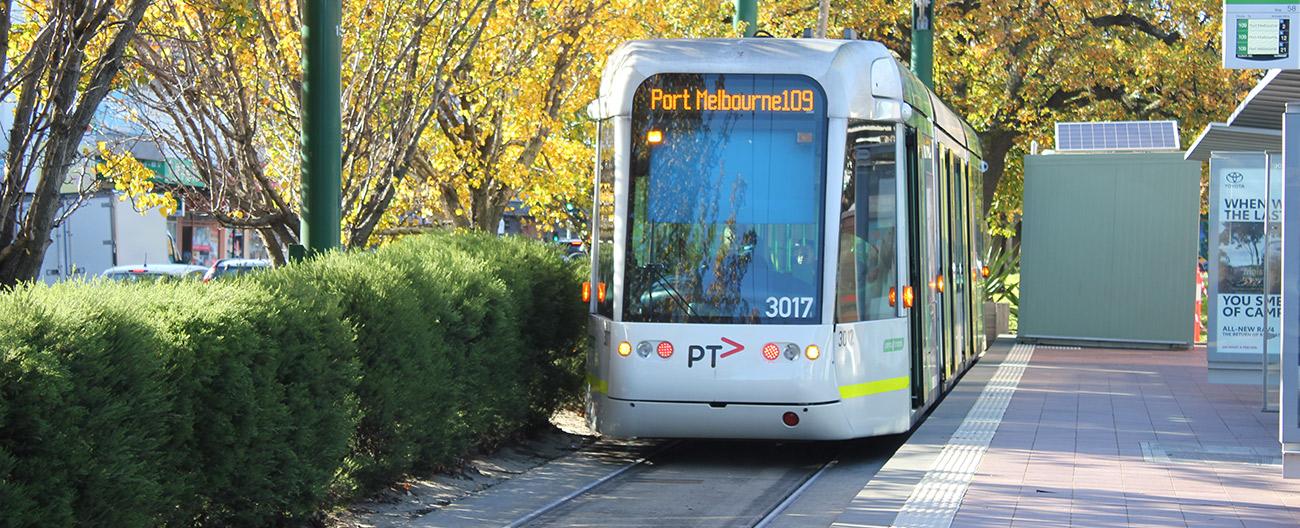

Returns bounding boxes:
[656,341,674,359]
[782,412,800,427]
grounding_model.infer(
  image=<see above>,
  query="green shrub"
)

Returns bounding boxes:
[424,232,588,416]
[0,231,585,527]
[140,280,358,526]
[0,285,170,527]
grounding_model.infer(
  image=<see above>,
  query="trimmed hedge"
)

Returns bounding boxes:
[0,232,586,527]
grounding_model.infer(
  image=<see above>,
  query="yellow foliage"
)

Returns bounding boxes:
[97,142,178,217]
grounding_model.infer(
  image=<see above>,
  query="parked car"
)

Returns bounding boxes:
[102,264,208,282]
[202,258,271,282]
[559,239,587,263]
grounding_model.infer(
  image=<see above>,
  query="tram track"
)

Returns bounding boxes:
[509,440,838,528]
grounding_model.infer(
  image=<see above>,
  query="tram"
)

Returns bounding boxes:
[582,37,988,440]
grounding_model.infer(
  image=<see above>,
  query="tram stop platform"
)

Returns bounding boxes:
[834,339,1299,528]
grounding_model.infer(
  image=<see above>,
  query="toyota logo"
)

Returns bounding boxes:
[1226,171,1245,184]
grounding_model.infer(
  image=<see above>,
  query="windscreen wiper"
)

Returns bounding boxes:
[639,263,696,320]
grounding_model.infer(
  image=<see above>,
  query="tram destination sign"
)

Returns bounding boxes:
[1224,0,1300,69]
[648,87,816,113]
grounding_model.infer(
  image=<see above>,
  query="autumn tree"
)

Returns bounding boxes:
[759,0,1254,236]
[404,0,607,232]
[380,0,733,236]
[126,0,494,261]
[0,0,154,286]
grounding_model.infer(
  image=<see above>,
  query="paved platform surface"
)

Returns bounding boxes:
[840,342,1300,528]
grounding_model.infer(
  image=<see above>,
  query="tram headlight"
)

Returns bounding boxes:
[618,341,632,357]
[805,344,821,361]
[783,343,799,360]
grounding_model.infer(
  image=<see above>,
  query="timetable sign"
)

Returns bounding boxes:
[1237,18,1288,59]
[1224,1,1300,69]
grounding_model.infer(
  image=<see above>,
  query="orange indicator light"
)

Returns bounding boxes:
[935,274,945,293]
[903,286,915,309]
[981,265,991,279]
[581,281,591,303]
[805,344,820,361]
[647,130,663,144]
[597,282,607,303]
[618,341,632,357]
[889,287,897,307]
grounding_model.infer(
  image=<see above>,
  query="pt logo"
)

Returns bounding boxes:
[688,337,744,368]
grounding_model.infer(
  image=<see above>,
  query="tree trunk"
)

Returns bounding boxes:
[979,128,1017,212]
[260,227,287,266]
[0,0,152,286]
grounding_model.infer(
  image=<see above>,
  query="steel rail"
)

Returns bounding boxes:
[750,458,838,528]
[505,440,681,528]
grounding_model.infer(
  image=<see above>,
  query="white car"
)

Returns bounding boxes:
[102,264,209,282]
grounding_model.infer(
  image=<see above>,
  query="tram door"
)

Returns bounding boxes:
[908,130,942,407]
[935,146,954,382]
[905,129,927,408]
[948,158,969,368]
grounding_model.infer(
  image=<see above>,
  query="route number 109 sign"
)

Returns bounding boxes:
[1224,1,1300,69]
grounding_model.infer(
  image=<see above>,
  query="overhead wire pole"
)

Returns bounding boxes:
[735,0,757,37]
[299,0,342,258]
[912,0,934,88]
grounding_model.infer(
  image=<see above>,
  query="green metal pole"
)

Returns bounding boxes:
[300,0,342,256]
[911,0,934,89]
[735,0,757,37]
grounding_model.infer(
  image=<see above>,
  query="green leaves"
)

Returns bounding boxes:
[0,232,586,526]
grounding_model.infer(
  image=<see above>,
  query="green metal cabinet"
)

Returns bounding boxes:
[1019,153,1199,347]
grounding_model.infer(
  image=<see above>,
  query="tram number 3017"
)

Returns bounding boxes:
[765,297,814,318]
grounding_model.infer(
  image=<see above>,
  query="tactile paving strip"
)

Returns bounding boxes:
[890,343,1036,528]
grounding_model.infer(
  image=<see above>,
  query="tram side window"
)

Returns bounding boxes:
[836,121,899,322]
[596,121,616,317]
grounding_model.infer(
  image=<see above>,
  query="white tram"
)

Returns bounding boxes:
[583,38,988,440]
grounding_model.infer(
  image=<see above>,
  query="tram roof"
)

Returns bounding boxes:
[590,38,978,154]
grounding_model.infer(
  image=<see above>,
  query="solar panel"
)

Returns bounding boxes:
[1054,121,1181,152]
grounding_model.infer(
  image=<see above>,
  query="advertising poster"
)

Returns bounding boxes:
[1210,152,1279,361]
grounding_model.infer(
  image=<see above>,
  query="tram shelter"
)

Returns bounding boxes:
[1184,68,1300,476]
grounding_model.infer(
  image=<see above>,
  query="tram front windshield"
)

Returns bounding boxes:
[625,73,827,324]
